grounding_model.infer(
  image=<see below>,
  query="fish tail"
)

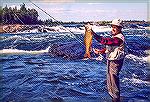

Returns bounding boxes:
[84,51,91,58]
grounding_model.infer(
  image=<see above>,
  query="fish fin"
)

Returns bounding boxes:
[84,53,91,59]
[82,58,90,60]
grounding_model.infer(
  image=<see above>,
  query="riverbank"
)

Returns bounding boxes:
[0,25,4,33]
[1,20,149,34]
[0,24,23,33]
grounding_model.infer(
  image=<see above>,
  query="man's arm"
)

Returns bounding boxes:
[92,30,123,46]
[91,30,102,42]
[93,48,106,55]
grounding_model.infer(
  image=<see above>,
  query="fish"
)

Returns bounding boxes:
[83,23,93,59]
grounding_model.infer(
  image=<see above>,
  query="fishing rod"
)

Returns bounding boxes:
[11,5,81,53]
[26,3,81,52]
[10,10,49,50]
[28,0,109,63]
[28,0,84,45]
[12,11,25,25]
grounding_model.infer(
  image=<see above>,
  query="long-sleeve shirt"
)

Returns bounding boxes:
[92,30,123,46]
[99,48,106,54]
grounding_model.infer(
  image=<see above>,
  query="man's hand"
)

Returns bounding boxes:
[93,48,101,54]
[93,48,106,54]
[85,23,92,31]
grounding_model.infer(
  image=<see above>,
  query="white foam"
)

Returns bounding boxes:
[122,77,150,84]
[19,25,113,33]
[143,50,150,63]
[3,35,31,41]
[0,46,50,54]
[126,54,148,63]
[92,25,112,32]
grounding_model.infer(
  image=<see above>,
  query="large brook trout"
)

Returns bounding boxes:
[84,23,93,58]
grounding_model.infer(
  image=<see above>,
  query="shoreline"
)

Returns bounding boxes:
[0,24,23,33]
[0,23,150,34]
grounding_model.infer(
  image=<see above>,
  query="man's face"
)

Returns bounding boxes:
[111,25,122,35]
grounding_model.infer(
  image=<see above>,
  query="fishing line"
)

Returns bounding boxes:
[5,10,41,50]
[28,0,84,45]
[28,0,107,63]
[13,8,60,50]
[25,4,78,51]
[12,10,25,25]
[12,6,72,51]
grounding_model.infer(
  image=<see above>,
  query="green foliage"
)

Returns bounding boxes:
[2,4,147,26]
[97,21,111,26]
[0,6,3,25]
[2,4,39,25]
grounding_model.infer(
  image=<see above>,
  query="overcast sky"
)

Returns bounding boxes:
[2,0,149,22]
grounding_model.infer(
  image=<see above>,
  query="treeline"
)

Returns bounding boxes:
[1,4,149,26]
[0,3,109,26]
[1,4,39,25]
[0,4,67,26]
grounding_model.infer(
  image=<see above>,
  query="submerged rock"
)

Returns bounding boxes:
[48,41,102,60]
[48,41,85,59]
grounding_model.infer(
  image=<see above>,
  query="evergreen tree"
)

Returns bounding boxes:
[2,3,39,25]
[3,5,9,24]
[0,6,3,25]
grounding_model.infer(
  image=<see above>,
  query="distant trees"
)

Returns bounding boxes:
[2,3,39,25]
[1,4,60,26]
[0,6,3,25]
[96,21,111,26]
[1,4,148,26]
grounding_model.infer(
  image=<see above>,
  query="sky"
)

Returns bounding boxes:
[1,0,149,22]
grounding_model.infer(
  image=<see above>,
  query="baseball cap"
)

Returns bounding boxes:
[111,19,123,27]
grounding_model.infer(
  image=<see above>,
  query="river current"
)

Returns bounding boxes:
[0,28,150,102]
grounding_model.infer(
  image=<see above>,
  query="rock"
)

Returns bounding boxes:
[48,40,104,60]
[49,41,85,59]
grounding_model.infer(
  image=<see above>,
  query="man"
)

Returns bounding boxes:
[87,19,125,102]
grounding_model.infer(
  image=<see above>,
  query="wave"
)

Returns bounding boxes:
[122,77,150,85]
[143,55,150,64]
[143,50,150,63]
[126,54,150,63]
[0,47,50,54]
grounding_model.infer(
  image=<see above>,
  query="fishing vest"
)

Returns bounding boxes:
[105,33,125,60]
